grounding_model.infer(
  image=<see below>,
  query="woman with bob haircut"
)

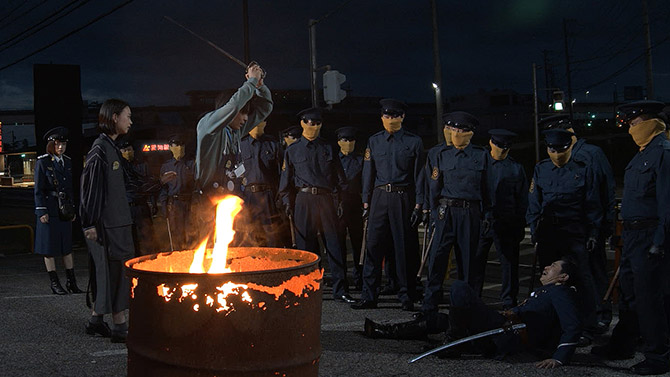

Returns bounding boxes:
[80,98,134,343]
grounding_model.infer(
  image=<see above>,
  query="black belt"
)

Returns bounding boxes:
[540,215,575,225]
[439,198,479,209]
[247,184,272,193]
[299,187,331,195]
[376,184,409,193]
[623,219,658,230]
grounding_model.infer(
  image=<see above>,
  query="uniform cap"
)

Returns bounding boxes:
[442,111,479,131]
[379,98,407,116]
[335,126,357,140]
[43,126,69,142]
[616,100,666,124]
[167,134,185,145]
[281,125,302,138]
[539,114,572,130]
[543,128,575,149]
[488,129,517,149]
[297,107,323,121]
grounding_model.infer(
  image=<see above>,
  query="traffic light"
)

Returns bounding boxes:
[323,70,346,105]
[552,91,565,111]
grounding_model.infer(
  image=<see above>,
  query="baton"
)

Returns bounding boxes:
[359,217,368,266]
[166,216,175,252]
[288,214,297,248]
[409,323,527,363]
[603,266,620,302]
[417,224,436,278]
[164,16,247,68]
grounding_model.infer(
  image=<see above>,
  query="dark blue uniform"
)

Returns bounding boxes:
[526,158,601,333]
[159,157,195,250]
[238,133,282,246]
[123,158,157,256]
[571,138,616,325]
[339,151,364,287]
[34,154,73,256]
[474,155,527,307]
[449,280,581,365]
[360,128,424,306]
[422,143,491,313]
[278,136,349,298]
[620,132,670,366]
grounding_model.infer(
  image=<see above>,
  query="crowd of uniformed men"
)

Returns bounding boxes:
[75,65,669,374]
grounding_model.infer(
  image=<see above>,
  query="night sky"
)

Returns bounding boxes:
[0,0,668,110]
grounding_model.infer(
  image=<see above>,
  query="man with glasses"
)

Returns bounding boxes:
[526,126,601,345]
[473,129,527,309]
[278,107,353,303]
[352,99,425,311]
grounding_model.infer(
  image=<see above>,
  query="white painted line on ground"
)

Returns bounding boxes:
[90,349,128,357]
[482,275,531,291]
[3,294,61,299]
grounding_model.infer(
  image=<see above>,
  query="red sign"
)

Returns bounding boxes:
[142,143,170,153]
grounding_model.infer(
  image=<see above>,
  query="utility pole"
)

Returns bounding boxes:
[242,0,250,63]
[430,0,443,143]
[563,18,573,121]
[542,50,551,103]
[308,19,318,107]
[641,0,654,99]
[533,64,540,163]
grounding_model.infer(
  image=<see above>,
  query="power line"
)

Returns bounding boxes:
[0,0,80,48]
[0,0,134,73]
[0,0,49,32]
[0,0,90,53]
[0,0,27,24]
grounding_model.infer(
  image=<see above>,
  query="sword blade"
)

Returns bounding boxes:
[408,323,526,363]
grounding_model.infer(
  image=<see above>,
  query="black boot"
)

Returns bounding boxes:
[591,309,637,360]
[436,307,471,359]
[65,269,84,294]
[49,271,67,295]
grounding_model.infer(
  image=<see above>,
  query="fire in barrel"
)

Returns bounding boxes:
[125,195,323,377]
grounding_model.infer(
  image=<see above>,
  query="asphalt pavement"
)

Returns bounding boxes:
[0,239,647,377]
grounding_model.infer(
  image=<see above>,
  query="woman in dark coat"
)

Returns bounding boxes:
[80,99,135,343]
[34,126,83,294]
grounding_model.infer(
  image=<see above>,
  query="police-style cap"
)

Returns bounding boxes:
[488,129,517,149]
[543,129,574,149]
[297,107,322,121]
[379,98,407,116]
[442,111,479,131]
[616,100,665,124]
[167,134,185,145]
[539,114,572,130]
[117,139,132,149]
[335,126,357,140]
[281,125,302,138]
[43,126,68,142]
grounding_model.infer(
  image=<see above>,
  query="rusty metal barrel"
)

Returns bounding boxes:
[125,247,322,377]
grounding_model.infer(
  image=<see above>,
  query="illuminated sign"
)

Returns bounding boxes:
[142,143,170,153]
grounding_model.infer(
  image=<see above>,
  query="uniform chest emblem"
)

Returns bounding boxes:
[225,160,232,169]
[431,166,439,180]
[242,177,248,185]
[364,148,371,161]
[529,178,535,193]
[113,161,120,170]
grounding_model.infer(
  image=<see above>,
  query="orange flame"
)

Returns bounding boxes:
[189,195,244,274]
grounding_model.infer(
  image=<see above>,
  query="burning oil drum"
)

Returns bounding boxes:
[125,247,322,377]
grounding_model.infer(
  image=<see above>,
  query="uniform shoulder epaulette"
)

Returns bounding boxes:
[538,158,553,165]
[371,130,386,137]
[38,154,49,160]
[403,130,420,138]
[63,155,71,160]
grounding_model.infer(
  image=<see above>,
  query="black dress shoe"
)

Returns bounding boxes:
[351,300,377,310]
[630,359,670,375]
[85,321,112,337]
[111,330,127,343]
[336,294,356,304]
[401,302,415,311]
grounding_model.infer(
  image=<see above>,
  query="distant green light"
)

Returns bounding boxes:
[20,154,26,158]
